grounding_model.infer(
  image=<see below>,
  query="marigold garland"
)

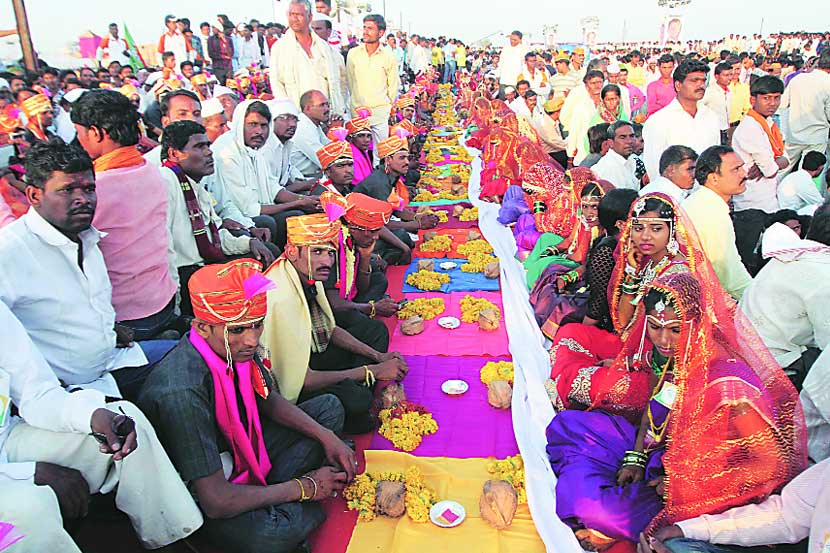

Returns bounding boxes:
[460,252,496,273]
[406,269,450,291]
[458,207,479,221]
[397,297,445,320]
[413,190,468,203]
[460,295,502,323]
[486,454,527,504]
[480,361,515,386]
[378,400,438,452]
[344,466,437,523]
[458,239,494,257]
[420,208,448,223]
[419,234,453,253]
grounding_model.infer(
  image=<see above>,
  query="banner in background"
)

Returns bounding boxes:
[659,14,685,45]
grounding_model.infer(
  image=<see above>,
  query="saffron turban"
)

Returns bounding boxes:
[543,98,564,113]
[344,192,393,230]
[377,135,408,159]
[189,259,274,326]
[345,114,372,135]
[395,96,415,110]
[286,213,341,247]
[19,94,51,119]
[316,139,353,170]
[390,119,417,137]
[190,73,208,86]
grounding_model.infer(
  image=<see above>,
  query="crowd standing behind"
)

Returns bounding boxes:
[1,3,830,552]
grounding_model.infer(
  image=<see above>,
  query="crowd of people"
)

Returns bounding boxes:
[0,1,829,552]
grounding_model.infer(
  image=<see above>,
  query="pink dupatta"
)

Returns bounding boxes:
[190,331,272,486]
[351,143,374,185]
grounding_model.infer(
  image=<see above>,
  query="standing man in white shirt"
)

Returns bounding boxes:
[683,145,753,300]
[639,145,698,201]
[642,59,721,181]
[236,24,263,69]
[592,121,640,190]
[96,23,130,68]
[778,151,826,210]
[781,51,830,169]
[701,61,733,144]
[497,30,528,99]
[157,14,192,69]
[346,14,400,146]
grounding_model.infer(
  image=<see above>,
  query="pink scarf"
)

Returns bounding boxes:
[350,143,374,185]
[189,331,272,486]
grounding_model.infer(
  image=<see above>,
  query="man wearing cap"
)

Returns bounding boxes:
[354,134,437,264]
[212,84,239,122]
[534,98,569,168]
[346,14,400,146]
[345,108,375,184]
[316,138,355,196]
[19,93,54,145]
[321,192,401,328]
[263,99,318,196]
[157,15,193,69]
[571,47,587,80]
[202,97,230,143]
[139,259,356,553]
[207,20,235,86]
[262,214,408,433]
[392,95,416,124]
[550,51,579,99]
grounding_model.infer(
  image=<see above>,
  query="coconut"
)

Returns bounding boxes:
[487,381,512,409]
[467,230,482,241]
[480,480,518,529]
[376,480,406,518]
[400,316,425,336]
[478,309,500,332]
[417,259,435,271]
[380,382,407,409]
[452,204,465,217]
[484,260,500,279]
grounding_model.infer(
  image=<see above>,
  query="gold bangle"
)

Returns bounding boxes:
[369,300,376,319]
[364,365,376,387]
[294,478,307,502]
[300,475,318,500]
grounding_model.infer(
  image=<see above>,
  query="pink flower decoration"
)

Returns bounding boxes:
[324,201,347,222]
[0,523,23,551]
[357,108,371,118]
[243,273,276,299]
[330,127,348,141]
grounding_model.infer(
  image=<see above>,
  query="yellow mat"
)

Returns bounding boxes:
[345,450,546,553]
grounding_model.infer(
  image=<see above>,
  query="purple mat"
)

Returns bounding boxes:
[429,203,478,229]
[370,355,519,458]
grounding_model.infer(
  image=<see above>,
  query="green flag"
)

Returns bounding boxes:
[123,23,146,71]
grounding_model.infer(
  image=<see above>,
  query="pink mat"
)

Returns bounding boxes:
[371,355,518,458]
[390,291,509,357]
[429,204,478,229]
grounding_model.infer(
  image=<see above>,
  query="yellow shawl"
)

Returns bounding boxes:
[261,257,336,403]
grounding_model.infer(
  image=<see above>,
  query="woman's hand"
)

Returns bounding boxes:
[616,464,645,486]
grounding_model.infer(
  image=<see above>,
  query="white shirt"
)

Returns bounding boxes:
[740,225,830,367]
[158,30,190,68]
[778,169,824,211]
[0,209,147,398]
[683,185,753,300]
[642,98,721,181]
[264,137,305,186]
[639,175,690,202]
[592,149,640,190]
[237,35,263,69]
[96,33,130,66]
[409,45,429,74]
[731,114,782,213]
[802,350,830,462]
[290,113,327,178]
[533,112,567,154]
[0,302,106,482]
[677,459,830,553]
[782,69,830,145]
[160,167,251,269]
[701,82,732,131]
[497,42,529,86]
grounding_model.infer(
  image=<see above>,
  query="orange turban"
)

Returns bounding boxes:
[345,116,371,136]
[118,84,140,99]
[316,140,353,170]
[390,120,417,138]
[377,135,408,159]
[286,213,341,247]
[344,192,392,230]
[19,94,51,120]
[395,96,415,110]
[189,259,275,326]
[191,73,208,86]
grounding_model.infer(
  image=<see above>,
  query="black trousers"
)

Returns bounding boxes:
[732,209,769,276]
[197,395,344,553]
[374,228,414,266]
[550,150,569,170]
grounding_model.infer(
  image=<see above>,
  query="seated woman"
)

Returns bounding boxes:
[546,272,807,551]
[583,84,629,156]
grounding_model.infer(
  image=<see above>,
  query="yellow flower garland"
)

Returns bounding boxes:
[344,466,437,523]
[397,298,445,320]
[460,252,495,273]
[420,208,448,223]
[459,295,502,323]
[406,269,450,291]
[419,234,453,253]
[480,361,515,385]
[486,455,527,504]
[378,403,439,452]
[458,207,479,222]
[458,239,494,257]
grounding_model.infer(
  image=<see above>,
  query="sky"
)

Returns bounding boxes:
[1,0,829,65]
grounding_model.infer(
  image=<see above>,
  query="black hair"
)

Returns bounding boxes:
[803,151,827,171]
[24,137,93,189]
[58,70,77,82]
[600,84,620,100]
[750,75,784,96]
[524,51,536,61]
[363,14,386,32]
[643,288,675,314]
[162,51,176,63]
[180,60,194,71]
[607,120,633,140]
[160,120,207,161]
[673,59,709,83]
[636,196,676,221]
[246,100,271,121]
[317,19,332,30]
[511,30,523,39]
[807,204,830,245]
[581,182,602,198]
[524,89,537,99]
[631,122,643,137]
[765,209,800,230]
[14,87,36,103]
[598,188,638,235]
[180,17,191,28]
[587,123,611,154]
[299,90,320,111]
[583,70,604,84]
[659,145,697,175]
[516,79,530,89]
[41,67,59,77]
[70,89,140,146]
[159,89,200,117]
[714,61,732,76]
[695,145,734,186]
[200,21,210,29]
[658,53,674,65]
[107,60,121,69]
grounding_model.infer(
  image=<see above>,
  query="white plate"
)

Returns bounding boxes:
[438,316,460,329]
[430,500,466,528]
[441,379,468,395]
[439,261,458,270]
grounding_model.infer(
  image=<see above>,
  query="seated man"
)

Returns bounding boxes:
[740,209,830,389]
[0,302,203,553]
[71,89,179,340]
[266,99,320,195]
[0,139,178,402]
[143,89,203,165]
[592,121,640,190]
[160,120,276,316]
[262,213,408,433]
[317,138,357,196]
[320,191,402,328]
[290,90,332,179]
[638,145,698,201]
[210,99,321,249]
[778,151,826,211]
[647,458,829,553]
[353,134,437,264]
[139,260,355,553]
